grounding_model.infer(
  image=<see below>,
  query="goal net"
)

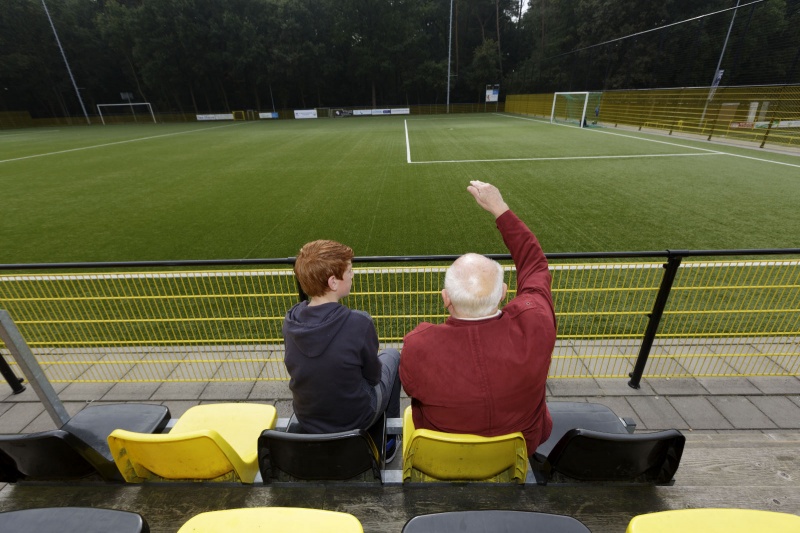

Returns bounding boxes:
[550,92,603,127]
[96,103,156,125]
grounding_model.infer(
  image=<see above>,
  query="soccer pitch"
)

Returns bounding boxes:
[1,114,799,264]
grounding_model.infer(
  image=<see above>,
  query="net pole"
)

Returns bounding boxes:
[581,92,590,128]
[446,0,453,114]
[550,93,559,124]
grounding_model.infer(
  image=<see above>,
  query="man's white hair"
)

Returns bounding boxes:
[444,253,505,318]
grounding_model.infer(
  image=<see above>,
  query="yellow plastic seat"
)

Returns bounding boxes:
[402,406,528,483]
[177,507,363,533]
[108,403,276,484]
[626,508,800,533]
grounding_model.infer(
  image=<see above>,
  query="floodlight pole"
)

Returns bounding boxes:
[701,0,741,122]
[446,0,453,114]
[41,0,91,125]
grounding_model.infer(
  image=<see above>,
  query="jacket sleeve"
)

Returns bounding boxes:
[360,315,382,385]
[496,210,554,312]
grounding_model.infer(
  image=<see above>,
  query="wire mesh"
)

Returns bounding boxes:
[0,258,798,383]
[507,85,800,149]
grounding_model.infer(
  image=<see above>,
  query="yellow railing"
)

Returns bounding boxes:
[506,85,800,149]
[1,257,798,383]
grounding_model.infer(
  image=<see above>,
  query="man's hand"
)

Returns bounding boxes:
[467,180,510,219]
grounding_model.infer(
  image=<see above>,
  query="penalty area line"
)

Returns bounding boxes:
[409,152,722,164]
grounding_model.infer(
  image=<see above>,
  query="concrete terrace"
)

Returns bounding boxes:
[1,352,799,532]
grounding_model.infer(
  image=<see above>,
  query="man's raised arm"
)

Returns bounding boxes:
[467,180,551,298]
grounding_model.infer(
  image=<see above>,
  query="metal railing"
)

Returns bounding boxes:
[506,85,800,150]
[1,249,799,392]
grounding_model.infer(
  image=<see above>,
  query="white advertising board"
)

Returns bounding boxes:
[294,109,318,119]
[196,114,234,121]
[259,112,279,119]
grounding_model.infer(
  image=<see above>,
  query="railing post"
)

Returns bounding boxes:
[296,278,308,302]
[290,259,308,302]
[0,351,26,394]
[628,255,683,389]
[0,309,70,426]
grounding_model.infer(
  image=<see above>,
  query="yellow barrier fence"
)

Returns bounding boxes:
[1,257,798,384]
[506,85,800,150]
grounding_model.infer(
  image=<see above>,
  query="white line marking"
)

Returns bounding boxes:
[404,119,412,163]
[410,153,720,164]
[716,151,800,169]
[497,112,723,154]
[496,113,800,169]
[404,114,718,164]
[0,123,247,164]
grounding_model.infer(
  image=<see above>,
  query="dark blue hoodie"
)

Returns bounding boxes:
[283,301,381,433]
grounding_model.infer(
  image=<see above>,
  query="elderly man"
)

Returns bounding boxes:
[399,181,556,455]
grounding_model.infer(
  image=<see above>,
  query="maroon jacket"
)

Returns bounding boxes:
[400,210,556,454]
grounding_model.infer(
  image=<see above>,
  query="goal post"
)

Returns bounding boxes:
[96,102,156,125]
[550,92,602,127]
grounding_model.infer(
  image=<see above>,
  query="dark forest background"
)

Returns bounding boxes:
[1,0,799,118]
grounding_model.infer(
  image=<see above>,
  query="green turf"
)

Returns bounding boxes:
[1,114,799,264]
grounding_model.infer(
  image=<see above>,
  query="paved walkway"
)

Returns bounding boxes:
[2,372,799,533]
[2,374,799,435]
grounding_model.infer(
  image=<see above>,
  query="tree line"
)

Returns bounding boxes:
[1,0,797,118]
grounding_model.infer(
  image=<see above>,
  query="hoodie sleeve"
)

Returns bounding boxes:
[356,311,382,385]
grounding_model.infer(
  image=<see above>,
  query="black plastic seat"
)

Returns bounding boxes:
[0,507,149,533]
[402,510,591,533]
[258,419,383,482]
[258,428,382,482]
[531,402,685,485]
[0,403,170,482]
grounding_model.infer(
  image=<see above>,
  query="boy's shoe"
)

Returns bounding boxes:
[385,436,401,464]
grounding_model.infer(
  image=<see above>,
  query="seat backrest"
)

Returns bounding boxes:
[543,428,685,484]
[403,510,591,533]
[626,508,800,533]
[0,431,97,482]
[0,507,149,533]
[401,406,528,483]
[403,429,528,483]
[258,429,381,482]
[0,404,172,483]
[107,428,251,483]
[536,401,632,458]
[177,507,362,533]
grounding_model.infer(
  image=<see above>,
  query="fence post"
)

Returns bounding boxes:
[628,255,683,389]
[0,309,70,426]
[0,351,26,394]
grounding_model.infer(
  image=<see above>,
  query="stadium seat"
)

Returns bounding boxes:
[258,427,382,482]
[107,403,276,484]
[259,411,385,482]
[177,507,363,533]
[626,508,800,532]
[531,401,685,485]
[0,403,170,482]
[401,406,528,483]
[0,506,149,533]
[402,510,591,533]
